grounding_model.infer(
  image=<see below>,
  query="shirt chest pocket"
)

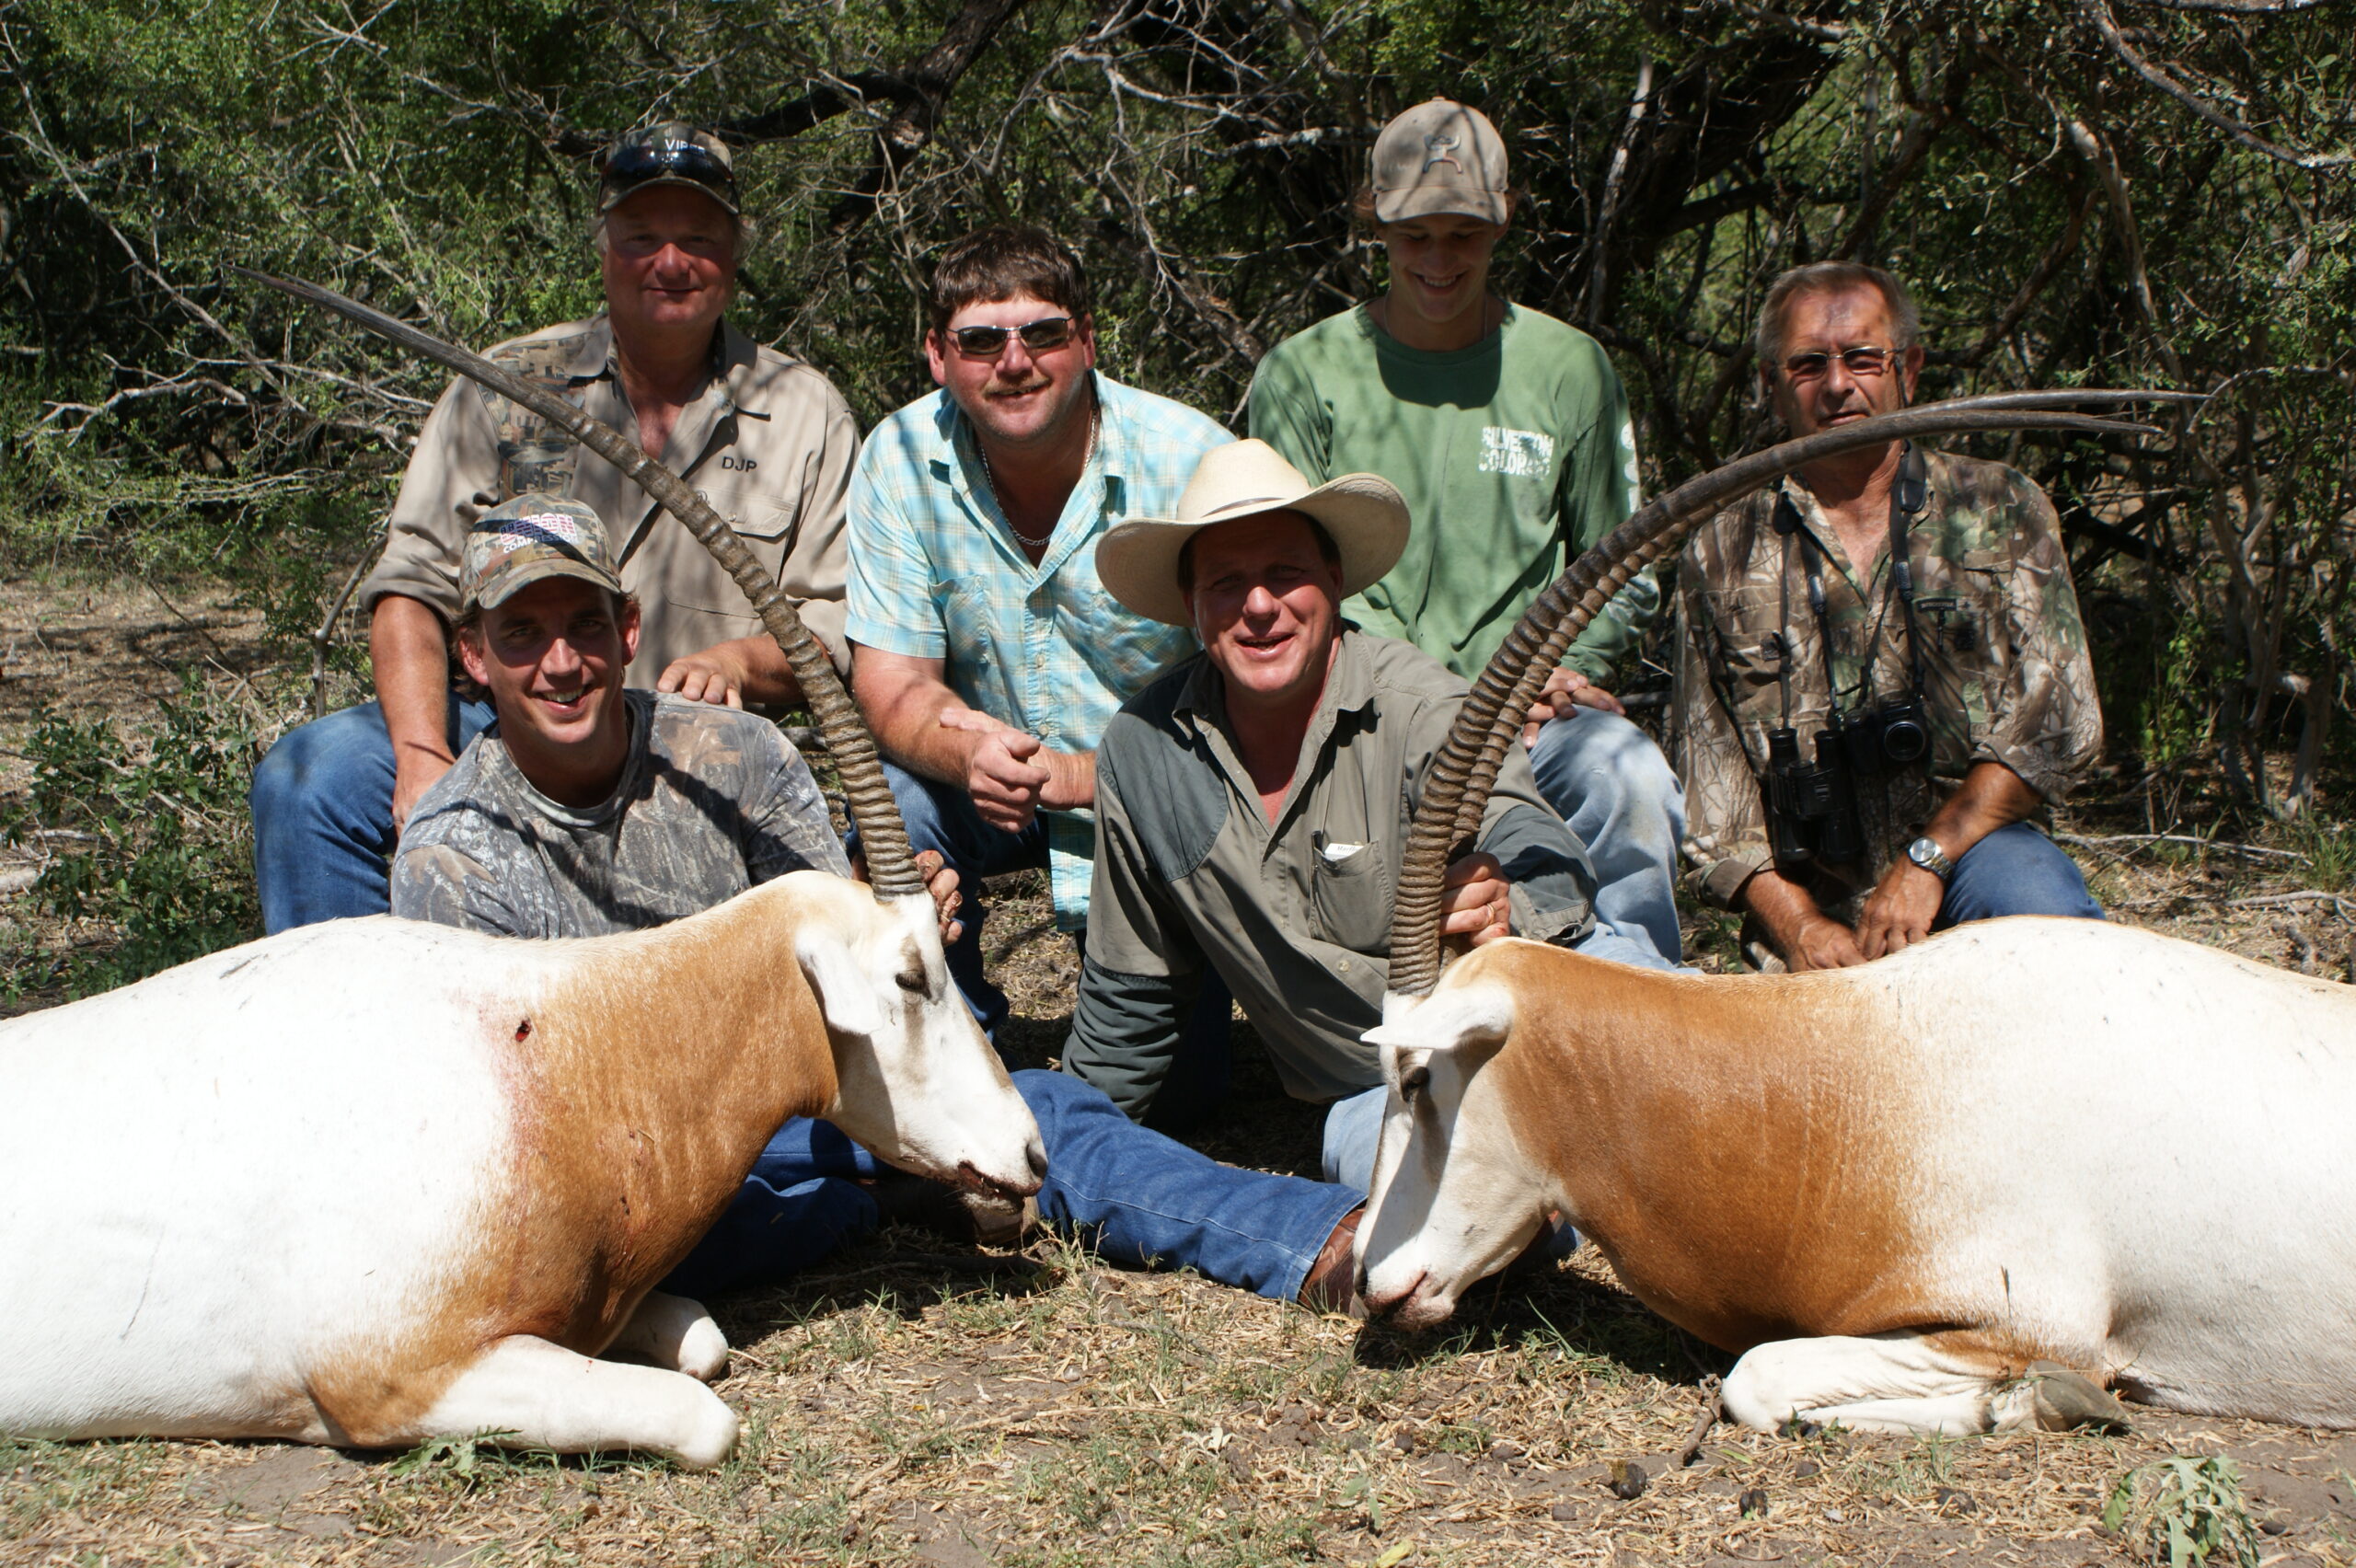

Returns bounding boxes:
[1310,832,1394,955]
[1702,584,1788,698]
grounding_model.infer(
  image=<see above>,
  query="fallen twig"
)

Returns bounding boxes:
[2055,831,2304,863]
[1672,1376,1724,1469]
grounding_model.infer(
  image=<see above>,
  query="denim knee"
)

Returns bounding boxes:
[1938,823,2105,927]
[1528,709,1685,829]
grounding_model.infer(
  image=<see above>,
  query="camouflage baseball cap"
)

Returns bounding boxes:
[460,495,625,614]
[597,121,739,216]
[1370,100,1509,225]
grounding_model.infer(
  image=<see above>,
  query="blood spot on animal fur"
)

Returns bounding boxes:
[514,1019,532,1042]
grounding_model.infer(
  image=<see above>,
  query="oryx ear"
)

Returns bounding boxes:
[1363,984,1516,1055]
[796,928,885,1041]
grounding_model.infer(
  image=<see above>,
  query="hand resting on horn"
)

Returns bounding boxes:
[1519,664,1625,746]
[1439,851,1516,952]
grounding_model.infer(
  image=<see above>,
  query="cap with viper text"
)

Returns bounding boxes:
[1369,99,1509,225]
[597,121,739,216]
[460,495,625,614]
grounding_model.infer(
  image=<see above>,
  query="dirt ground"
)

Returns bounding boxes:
[5,574,2354,1568]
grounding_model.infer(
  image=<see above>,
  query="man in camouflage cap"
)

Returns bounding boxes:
[1673,261,2105,972]
[251,120,858,931]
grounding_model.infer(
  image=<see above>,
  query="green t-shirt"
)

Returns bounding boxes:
[1247,302,1655,683]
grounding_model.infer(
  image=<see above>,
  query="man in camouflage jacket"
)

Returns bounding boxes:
[250,124,856,932]
[1674,262,2104,972]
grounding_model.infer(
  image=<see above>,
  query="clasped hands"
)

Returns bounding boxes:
[938,709,1088,832]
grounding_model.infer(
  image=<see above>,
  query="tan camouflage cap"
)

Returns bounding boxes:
[460,495,625,614]
[1370,99,1509,225]
[597,121,739,216]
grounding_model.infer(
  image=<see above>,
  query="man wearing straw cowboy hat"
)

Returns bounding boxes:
[1068,440,1652,1219]
[1249,98,1687,972]
[389,495,1378,1312]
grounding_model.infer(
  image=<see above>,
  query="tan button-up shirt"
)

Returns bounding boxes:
[360,315,856,686]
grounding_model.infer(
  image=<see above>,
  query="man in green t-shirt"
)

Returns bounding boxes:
[1246,99,1685,968]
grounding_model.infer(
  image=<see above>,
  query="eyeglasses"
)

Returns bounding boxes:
[600,137,738,208]
[1783,345,1900,381]
[948,317,1076,358]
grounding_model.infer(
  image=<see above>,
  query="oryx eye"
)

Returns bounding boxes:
[895,967,925,995]
[1399,1063,1430,1098]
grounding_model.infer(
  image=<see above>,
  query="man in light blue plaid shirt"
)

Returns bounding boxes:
[847,227,1236,1086]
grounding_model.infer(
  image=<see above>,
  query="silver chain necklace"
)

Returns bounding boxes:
[978,406,1098,549]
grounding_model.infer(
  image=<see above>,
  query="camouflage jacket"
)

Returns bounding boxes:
[1671,448,2102,915]
[389,691,849,940]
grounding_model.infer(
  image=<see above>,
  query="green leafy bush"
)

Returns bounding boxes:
[2102,1456,2262,1568]
[5,672,264,996]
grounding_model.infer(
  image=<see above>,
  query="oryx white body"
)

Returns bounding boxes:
[0,872,1043,1466]
[1359,917,2356,1435]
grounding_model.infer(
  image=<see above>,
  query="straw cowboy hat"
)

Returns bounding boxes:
[1095,440,1411,627]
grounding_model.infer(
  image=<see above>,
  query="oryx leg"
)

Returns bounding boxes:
[605,1291,729,1382]
[411,1334,739,1469]
[1722,1333,2127,1437]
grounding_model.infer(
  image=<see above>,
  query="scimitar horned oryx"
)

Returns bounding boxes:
[1354,392,2356,1436]
[0,272,1045,1469]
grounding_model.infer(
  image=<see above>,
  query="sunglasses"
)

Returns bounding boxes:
[600,138,737,206]
[1782,345,1900,381]
[947,317,1076,358]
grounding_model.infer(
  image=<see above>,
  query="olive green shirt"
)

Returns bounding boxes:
[1066,630,1598,1114]
[361,315,856,688]
[1673,448,2102,915]
[1246,303,1653,683]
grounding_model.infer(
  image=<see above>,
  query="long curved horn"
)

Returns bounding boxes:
[237,266,927,899]
[1384,391,2198,1000]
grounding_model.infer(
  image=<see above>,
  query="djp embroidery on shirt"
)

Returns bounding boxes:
[1478,427,1553,478]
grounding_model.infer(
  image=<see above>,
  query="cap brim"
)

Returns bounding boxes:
[1371,185,1508,225]
[599,175,741,217]
[465,557,628,614]
[1096,474,1411,627]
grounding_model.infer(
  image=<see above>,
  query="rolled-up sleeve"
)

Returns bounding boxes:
[1674,537,1774,908]
[1062,752,1203,1119]
[1976,482,2103,802]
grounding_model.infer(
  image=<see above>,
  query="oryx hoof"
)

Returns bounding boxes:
[2026,1361,2132,1433]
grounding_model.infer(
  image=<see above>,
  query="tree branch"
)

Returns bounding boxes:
[2078,0,2352,170]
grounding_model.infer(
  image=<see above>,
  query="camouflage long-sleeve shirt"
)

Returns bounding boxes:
[390,691,849,940]
[1672,448,2102,915]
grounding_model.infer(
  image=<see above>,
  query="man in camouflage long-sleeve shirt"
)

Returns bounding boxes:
[1674,262,2104,972]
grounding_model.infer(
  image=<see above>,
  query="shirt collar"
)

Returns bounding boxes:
[578,315,750,412]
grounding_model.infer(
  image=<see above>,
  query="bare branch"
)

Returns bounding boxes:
[2079,0,2353,170]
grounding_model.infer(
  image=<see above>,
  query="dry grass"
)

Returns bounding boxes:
[6,577,2356,1566]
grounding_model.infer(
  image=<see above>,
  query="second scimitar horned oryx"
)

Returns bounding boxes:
[0,274,1045,1469]
[1355,394,2356,1437]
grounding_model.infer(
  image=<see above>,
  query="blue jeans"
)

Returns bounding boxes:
[248,698,497,932]
[664,1074,1362,1304]
[1528,707,1688,968]
[662,1118,886,1299]
[1934,822,2106,926]
[875,762,1231,1077]
[1022,1070,1364,1301]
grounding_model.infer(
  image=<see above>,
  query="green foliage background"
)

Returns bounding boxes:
[1,0,2351,983]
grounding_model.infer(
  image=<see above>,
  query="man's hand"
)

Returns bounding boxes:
[938,709,1054,832]
[849,847,964,944]
[1439,851,1514,951]
[1783,913,1870,972]
[658,646,751,709]
[1522,665,1626,746]
[390,750,456,838]
[1738,865,1869,973]
[1855,859,1944,959]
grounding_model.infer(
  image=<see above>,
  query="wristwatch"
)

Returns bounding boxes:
[1905,835,1956,882]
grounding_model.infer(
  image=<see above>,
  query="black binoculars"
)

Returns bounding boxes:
[1766,725,1863,865]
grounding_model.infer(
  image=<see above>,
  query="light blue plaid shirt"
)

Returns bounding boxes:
[846,373,1232,925]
